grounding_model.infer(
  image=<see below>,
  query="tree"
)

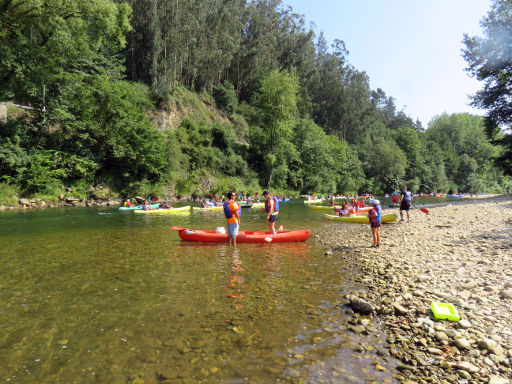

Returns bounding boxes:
[0,0,132,107]
[253,69,299,188]
[463,0,512,175]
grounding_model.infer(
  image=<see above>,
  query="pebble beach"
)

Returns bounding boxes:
[316,195,512,384]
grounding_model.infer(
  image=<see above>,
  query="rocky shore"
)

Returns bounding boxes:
[316,195,512,384]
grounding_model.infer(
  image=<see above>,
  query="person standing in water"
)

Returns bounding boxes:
[224,192,240,246]
[263,191,280,235]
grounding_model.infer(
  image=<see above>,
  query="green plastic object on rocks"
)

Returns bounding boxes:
[431,302,460,322]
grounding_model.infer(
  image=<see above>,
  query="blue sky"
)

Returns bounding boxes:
[283,0,491,128]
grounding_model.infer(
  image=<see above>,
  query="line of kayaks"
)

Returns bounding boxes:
[134,206,191,214]
[119,203,160,211]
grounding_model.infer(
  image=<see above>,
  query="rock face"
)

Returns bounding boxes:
[317,194,512,383]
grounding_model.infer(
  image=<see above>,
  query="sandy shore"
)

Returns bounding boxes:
[316,195,512,384]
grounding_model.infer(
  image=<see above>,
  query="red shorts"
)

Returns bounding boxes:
[370,221,381,228]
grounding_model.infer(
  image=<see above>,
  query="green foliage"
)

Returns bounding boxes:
[213,81,238,114]
[0,183,19,206]
[49,74,167,189]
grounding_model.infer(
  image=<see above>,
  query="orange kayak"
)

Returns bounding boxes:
[172,227,311,243]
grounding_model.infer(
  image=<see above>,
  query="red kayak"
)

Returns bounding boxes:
[172,227,311,243]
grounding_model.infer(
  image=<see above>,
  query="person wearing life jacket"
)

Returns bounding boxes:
[400,186,413,222]
[124,199,132,208]
[328,197,335,207]
[224,192,240,246]
[263,191,279,235]
[368,199,382,247]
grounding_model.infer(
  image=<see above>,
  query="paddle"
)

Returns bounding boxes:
[171,226,186,231]
[412,203,429,214]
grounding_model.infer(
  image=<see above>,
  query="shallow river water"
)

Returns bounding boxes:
[0,199,409,383]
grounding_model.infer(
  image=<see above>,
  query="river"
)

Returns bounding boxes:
[0,198,425,383]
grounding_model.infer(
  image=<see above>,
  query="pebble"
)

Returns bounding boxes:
[478,338,497,350]
[453,338,471,350]
[458,319,472,329]
[488,375,510,384]
[501,289,512,299]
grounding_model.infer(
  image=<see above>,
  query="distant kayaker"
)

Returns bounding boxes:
[400,186,413,222]
[143,199,151,210]
[124,199,132,208]
[368,199,382,248]
[263,191,279,235]
[224,192,240,246]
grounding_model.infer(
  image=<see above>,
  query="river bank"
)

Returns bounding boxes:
[315,194,512,383]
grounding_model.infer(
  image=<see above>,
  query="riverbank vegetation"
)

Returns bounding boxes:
[1,0,510,204]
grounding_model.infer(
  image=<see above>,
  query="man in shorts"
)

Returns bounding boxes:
[399,186,413,222]
[224,192,240,245]
[263,191,279,235]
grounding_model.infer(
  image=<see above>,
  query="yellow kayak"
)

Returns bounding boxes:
[309,205,341,210]
[134,206,191,214]
[192,206,223,211]
[250,202,265,208]
[323,213,397,224]
[303,199,324,204]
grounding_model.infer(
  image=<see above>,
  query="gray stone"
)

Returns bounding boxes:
[348,325,365,334]
[453,338,471,350]
[428,347,443,355]
[478,338,498,350]
[501,289,512,299]
[436,331,449,342]
[457,369,472,380]
[19,198,30,205]
[456,361,480,373]
[349,295,374,315]
[458,319,472,329]
[392,302,409,315]
[488,375,510,384]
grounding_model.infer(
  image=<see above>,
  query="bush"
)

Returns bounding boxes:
[0,183,19,206]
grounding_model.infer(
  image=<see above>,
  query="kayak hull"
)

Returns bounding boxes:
[323,213,397,223]
[134,206,191,214]
[177,229,311,243]
[303,199,324,204]
[192,206,223,211]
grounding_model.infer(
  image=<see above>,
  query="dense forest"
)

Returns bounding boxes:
[0,0,511,203]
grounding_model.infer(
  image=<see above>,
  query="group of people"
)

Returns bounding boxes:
[224,190,280,246]
[123,197,172,210]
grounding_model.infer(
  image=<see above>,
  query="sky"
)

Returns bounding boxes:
[283,0,491,128]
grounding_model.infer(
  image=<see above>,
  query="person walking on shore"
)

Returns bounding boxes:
[263,191,279,235]
[400,186,413,222]
[224,192,240,246]
[368,199,381,247]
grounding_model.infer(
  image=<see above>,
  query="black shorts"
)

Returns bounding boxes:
[370,221,381,228]
[400,201,410,211]
[268,214,278,223]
